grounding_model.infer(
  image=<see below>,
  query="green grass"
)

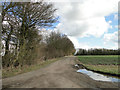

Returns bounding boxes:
[78,55,119,75]
[78,55,119,65]
[85,65,119,75]
[2,57,62,78]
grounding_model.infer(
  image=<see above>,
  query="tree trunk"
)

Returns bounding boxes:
[4,26,13,56]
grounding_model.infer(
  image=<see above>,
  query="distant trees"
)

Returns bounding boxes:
[1,1,75,68]
[76,48,119,55]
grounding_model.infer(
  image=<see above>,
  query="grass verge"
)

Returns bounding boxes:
[78,55,119,75]
[84,64,119,75]
[2,57,62,78]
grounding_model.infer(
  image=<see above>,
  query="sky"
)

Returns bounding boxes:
[46,0,119,50]
[1,0,119,50]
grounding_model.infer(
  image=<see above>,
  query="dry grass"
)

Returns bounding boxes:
[2,57,62,78]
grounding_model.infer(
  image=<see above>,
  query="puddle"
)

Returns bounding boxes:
[77,69,120,82]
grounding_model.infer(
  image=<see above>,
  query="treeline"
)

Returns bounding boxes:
[1,1,75,68]
[76,48,119,55]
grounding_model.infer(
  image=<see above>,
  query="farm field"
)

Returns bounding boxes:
[78,55,120,75]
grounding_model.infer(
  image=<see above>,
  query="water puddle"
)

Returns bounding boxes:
[76,65,120,82]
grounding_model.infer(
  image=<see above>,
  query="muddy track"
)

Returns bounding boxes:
[2,56,119,88]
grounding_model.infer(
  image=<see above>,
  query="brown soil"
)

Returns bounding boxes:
[2,56,119,88]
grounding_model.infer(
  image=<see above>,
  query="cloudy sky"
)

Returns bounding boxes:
[47,0,119,49]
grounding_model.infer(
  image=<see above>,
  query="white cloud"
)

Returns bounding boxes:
[114,25,120,29]
[115,25,118,28]
[49,0,119,49]
[68,36,104,49]
[115,25,117,28]
[58,17,110,38]
[68,36,91,49]
[68,36,81,48]
[114,14,118,20]
[109,25,113,29]
[108,20,112,24]
[54,0,119,38]
[103,31,119,49]
[38,28,53,42]
[77,44,103,50]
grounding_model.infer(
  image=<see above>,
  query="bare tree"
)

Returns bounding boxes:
[45,31,75,58]
[12,1,57,47]
[2,1,57,67]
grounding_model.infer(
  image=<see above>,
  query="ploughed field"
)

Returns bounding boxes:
[78,55,120,75]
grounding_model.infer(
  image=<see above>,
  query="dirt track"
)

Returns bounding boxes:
[2,56,119,88]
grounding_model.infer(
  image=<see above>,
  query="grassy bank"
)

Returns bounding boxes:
[2,57,62,78]
[78,55,120,75]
